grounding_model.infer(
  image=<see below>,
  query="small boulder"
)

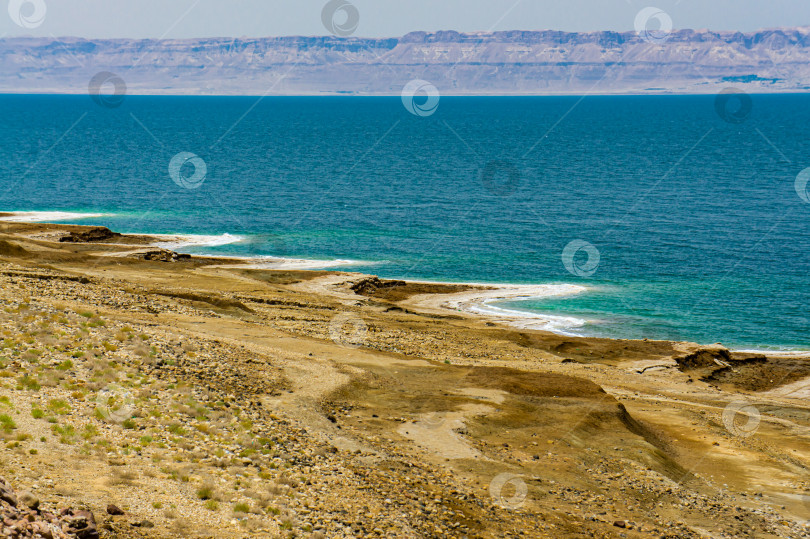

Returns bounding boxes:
[106,504,124,516]
[0,479,18,507]
[68,510,99,539]
[18,491,39,510]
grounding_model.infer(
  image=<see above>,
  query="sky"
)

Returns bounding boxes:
[2,0,809,39]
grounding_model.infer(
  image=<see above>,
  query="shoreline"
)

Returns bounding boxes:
[4,90,810,97]
[0,210,114,222]
[1,210,808,354]
[0,213,809,536]
[400,282,591,335]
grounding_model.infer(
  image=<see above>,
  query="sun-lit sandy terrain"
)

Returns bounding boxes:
[0,220,808,538]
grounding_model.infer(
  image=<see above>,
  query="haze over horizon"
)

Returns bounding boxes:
[4,25,810,96]
[8,25,810,41]
[2,0,809,39]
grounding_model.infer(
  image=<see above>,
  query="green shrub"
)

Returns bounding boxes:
[167,424,185,436]
[17,375,40,391]
[47,399,71,415]
[196,487,213,500]
[0,414,16,433]
[82,424,98,439]
[233,502,249,514]
[51,424,76,444]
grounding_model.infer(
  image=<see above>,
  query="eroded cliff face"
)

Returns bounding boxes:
[1,28,809,94]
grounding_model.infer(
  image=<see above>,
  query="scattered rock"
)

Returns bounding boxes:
[0,477,98,539]
[63,509,99,539]
[142,249,192,262]
[19,491,39,510]
[0,477,18,507]
[105,504,124,516]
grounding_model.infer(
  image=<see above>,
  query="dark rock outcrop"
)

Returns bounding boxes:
[141,249,192,262]
[59,227,121,243]
[350,276,406,296]
[673,346,733,370]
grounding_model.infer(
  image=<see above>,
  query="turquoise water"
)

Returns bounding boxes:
[1,94,809,349]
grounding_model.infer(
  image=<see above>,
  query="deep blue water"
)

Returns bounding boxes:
[1,94,809,349]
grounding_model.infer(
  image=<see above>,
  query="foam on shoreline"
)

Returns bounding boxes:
[733,349,810,357]
[0,211,369,271]
[150,234,367,270]
[150,233,245,250]
[234,256,368,271]
[468,296,591,334]
[407,283,592,335]
[4,211,804,349]
[0,211,112,222]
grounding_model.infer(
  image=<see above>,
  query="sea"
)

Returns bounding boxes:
[1,94,808,351]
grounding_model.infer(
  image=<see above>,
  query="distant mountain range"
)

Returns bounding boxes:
[2,28,810,95]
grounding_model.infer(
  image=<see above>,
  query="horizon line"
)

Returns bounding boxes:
[2,91,809,98]
[3,25,810,42]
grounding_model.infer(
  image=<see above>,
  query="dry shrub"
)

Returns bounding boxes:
[54,485,75,497]
[242,518,267,532]
[107,467,139,487]
[39,372,63,388]
[170,517,191,535]
[277,475,298,488]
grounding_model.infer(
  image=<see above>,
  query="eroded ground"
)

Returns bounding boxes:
[0,223,808,538]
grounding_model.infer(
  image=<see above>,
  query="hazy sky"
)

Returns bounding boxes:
[3,0,809,39]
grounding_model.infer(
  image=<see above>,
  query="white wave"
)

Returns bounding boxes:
[468,298,590,334]
[733,349,810,357]
[427,283,592,335]
[148,233,374,270]
[0,211,112,223]
[239,257,367,271]
[150,233,244,250]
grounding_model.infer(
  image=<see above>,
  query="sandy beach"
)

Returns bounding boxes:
[0,217,808,538]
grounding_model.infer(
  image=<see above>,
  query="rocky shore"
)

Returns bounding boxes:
[0,220,808,538]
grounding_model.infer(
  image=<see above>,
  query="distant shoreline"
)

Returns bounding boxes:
[2,210,808,354]
[0,210,592,334]
[2,91,810,97]
[4,27,810,95]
